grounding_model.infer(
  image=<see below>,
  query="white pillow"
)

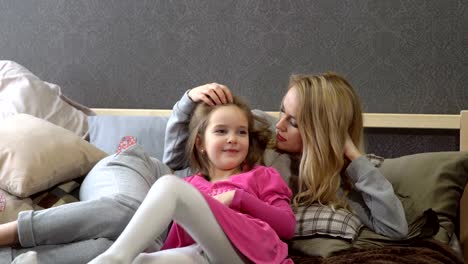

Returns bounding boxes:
[0,60,93,137]
[0,114,107,197]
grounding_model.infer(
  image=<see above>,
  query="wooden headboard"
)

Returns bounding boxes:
[92,109,468,150]
[92,108,468,262]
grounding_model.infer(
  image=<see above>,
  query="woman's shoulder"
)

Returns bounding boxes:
[263,149,291,164]
[263,149,294,184]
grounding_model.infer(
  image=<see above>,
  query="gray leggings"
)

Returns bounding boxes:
[0,145,172,264]
[89,175,245,264]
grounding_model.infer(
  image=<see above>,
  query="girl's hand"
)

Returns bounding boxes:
[344,134,362,161]
[188,83,233,106]
[213,190,236,206]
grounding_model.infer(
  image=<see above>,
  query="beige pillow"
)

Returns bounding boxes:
[0,190,34,224]
[0,114,107,197]
[0,60,94,138]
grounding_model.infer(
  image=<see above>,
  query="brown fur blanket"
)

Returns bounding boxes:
[290,239,463,264]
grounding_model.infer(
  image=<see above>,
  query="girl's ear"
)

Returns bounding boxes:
[195,136,204,152]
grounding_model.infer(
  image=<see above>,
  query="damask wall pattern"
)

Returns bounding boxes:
[0,0,467,156]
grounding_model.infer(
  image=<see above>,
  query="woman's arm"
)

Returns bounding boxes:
[346,156,409,239]
[163,91,196,170]
[163,83,233,170]
[344,135,408,239]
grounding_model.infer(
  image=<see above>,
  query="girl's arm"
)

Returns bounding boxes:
[230,190,295,239]
[229,167,295,239]
[346,156,409,239]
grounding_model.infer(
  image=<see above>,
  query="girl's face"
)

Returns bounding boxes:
[275,87,303,154]
[199,105,249,177]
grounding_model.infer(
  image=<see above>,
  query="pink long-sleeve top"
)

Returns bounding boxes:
[161,165,295,264]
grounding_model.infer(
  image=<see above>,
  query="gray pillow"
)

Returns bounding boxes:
[88,115,169,160]
[378,151,468,243]
[353,151,468,249]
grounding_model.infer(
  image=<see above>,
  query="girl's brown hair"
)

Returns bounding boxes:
[186,96,272,178]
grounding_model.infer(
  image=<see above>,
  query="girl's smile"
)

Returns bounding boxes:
[223,149,239,153]
[199,105,249,180]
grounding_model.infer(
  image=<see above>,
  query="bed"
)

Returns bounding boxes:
[1,60,467,263]
[89,108,468,264]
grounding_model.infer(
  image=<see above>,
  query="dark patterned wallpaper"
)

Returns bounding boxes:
[1,1,467,157]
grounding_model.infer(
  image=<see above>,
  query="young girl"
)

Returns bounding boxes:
[164,73,408,239]
[89,97,296,263]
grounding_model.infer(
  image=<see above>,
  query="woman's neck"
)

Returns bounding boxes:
[208,167,241,182]
[275,147,302,160]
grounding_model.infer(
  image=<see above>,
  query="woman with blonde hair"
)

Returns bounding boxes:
[164,72,408,239]
[288,73,363,209]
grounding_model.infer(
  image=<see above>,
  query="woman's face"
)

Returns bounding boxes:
[275,87,303,154]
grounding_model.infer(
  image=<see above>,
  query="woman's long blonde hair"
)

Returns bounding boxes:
[291,72,364,209]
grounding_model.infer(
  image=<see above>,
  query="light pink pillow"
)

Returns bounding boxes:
[0,60,93,138]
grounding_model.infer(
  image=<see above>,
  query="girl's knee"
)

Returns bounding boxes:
[150,175,190,199]
[154,175,183,188]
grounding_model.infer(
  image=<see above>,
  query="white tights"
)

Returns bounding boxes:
[88,175,245,264]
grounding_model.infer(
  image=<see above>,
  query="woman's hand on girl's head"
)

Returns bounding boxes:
[188,83,233,106]
[213,190,236,206]
[344,134,362,161]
